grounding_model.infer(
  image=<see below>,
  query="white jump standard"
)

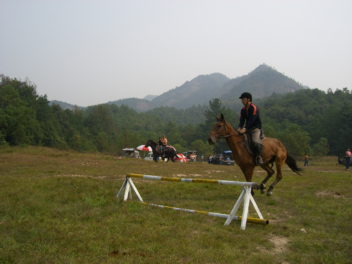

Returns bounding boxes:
[117,173,269,230]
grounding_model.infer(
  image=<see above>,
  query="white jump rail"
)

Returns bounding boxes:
[117,173,269,230]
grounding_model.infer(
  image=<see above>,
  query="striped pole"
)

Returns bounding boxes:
[141,202,269,225]
[126,173,258,187]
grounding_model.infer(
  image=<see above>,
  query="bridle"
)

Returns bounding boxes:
[219,119,243,139]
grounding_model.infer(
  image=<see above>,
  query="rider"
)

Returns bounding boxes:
[161,134,168,157]
[237,92,263,165]
[158,137,163,154]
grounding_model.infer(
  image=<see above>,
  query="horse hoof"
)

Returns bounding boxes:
[266,191,273,196]
[260,183,266,190]
[261,190,265,194]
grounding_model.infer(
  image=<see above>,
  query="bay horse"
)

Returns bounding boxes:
[207,114,301,196]
[145,140,177,163]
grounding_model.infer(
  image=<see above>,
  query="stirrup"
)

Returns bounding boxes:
[256,156,263,165]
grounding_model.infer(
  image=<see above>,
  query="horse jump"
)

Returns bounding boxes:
[117,173,269,230]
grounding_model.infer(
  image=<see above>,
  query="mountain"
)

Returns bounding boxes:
[143,95,158,101]
[106,98,156,112]
[49,100,86,110]
[151,73,230,109]
[50,64,305,112]
[220,64,304,104]
[150,64,304,110]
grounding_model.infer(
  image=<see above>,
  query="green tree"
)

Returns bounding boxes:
[190,139,215,159]
[201,98,239,153]
[0,82,38,145]
[312,137,329,156]
[275,120,311,156]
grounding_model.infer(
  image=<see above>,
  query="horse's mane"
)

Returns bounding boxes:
[146,140,157,147]
[222,118,243,137]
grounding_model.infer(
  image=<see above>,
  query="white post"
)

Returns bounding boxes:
[250,194,264,219]
[116,179,128,198]
[127,178,143,202]
[240,186,251,230]
[224,187,245,226]
[123,181,131,201]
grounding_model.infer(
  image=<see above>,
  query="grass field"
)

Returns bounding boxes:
[1,146,351,263]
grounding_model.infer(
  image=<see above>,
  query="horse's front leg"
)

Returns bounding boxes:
[240,166,255,195]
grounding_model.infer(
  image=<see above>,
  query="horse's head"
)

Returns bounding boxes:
[145,140,151,148]
[207,113,229,145]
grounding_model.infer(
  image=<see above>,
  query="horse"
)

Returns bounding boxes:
[145,140,177,163]
[207,114,301,196]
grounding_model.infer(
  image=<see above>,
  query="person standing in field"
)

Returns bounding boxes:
[304,154,309,166]
[346,148,351,170]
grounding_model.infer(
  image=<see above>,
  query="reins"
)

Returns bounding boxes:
[221,120,244,143]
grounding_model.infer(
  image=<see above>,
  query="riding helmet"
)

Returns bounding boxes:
[239,92,252,102]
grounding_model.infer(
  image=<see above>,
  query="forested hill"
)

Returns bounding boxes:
[1,74,351,157]
[49,100,86,111]
[220,64,305,108]
[106,98,155,112]
[151,73,230,109]
[110,64,305,111]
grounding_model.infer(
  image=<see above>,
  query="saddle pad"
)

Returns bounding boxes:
[167,146,176,151]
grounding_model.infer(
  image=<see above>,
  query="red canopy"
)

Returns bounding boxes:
[175,153,188,163]
[136,145,152,152]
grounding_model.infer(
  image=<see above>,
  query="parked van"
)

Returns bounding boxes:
[122,148,140,158]
[144,152,154,161]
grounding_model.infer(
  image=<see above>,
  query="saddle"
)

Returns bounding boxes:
[157,144,176,153]
[242,130,266,157]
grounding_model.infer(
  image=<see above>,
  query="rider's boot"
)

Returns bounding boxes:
[255,144,263,165]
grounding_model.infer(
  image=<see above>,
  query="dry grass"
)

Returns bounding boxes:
[0,146,351,263]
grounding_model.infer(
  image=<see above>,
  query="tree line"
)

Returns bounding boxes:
[1,74,351,159]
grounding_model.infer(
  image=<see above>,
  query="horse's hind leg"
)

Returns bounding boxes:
[266,159,284,196]
[257,164,275,194]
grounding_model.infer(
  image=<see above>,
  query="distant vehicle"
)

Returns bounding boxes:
[144,152,154,161]
[183,150,197,162]
[122,148,140,158]
[338,156,352,165]
[208,151,235,165]
[222,150,235,165]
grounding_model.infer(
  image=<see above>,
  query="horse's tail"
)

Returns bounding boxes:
[285,152,302,175]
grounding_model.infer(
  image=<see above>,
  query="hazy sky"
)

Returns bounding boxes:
[1,0,351,106]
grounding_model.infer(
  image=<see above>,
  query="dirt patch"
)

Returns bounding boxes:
[314,170,344,173]
[109,249,150,258]
[268,211,293,224]
[192,230,200,235]
[258,235,289,254]
[204,170,225,173]
[53,174,107,179]
[172,174,203,177]
[269,235,289,253]
[316,191,346,198]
